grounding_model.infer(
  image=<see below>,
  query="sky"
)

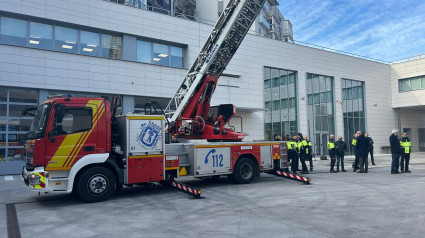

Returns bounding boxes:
[277,0,425,62]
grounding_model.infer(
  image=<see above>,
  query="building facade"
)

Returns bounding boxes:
[0,0,424,174]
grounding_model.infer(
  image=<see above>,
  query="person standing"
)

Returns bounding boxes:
[287,136,298,174]
[352,132,360,172]
[274,134,282,141]
[327,135,337,173]
[389,129,401,174]
[356,131,369,173]
[304,135,314,172]
[335,136,347,172]
[365,133,376,165]
[400,132,412,173]
[297,133,309,174]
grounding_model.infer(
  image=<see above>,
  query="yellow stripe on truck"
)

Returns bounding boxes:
[46,100,104,170]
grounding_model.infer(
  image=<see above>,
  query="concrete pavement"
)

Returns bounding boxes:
[1,153,425,238]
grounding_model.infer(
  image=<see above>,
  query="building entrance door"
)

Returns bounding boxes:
[314,132,329,156]
[418,128,425,152]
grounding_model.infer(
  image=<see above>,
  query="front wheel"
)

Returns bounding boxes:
[77,167,116,203]
[231,158,256,184]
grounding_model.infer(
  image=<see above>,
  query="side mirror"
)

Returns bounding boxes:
[48,131,56,142]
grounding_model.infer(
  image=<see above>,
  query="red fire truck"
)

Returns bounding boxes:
[22,0,310,202]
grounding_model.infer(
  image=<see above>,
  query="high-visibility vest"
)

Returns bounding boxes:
[287,141,297,151]
[327,140,335,150]
[306,141,312,155]
[400,140,411,153]
[352,138,357,146]
[298,140,307,153]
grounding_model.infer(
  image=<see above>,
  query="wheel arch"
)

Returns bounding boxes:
[67,153,120,192]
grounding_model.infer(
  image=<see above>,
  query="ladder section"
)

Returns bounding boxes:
[164,0,266,123]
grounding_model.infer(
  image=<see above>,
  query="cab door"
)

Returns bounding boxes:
[44,101,102,171]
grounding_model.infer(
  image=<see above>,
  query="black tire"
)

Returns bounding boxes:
[231,158,256,184]
[77,167,116,203]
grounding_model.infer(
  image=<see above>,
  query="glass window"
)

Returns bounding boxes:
[152,43,169,66]
[137,40,152,63]
[272,77,280,87]
[400,79,411,92]
[101,34,122,59]
[54,107,92,135]
[307,95,313,105]
[9,90,37,103]
[29,22,52,50]
[0,88,7,102]
[352,87,358,99]
[411,78,421,91]
[170,46,183,68]
[422,77,425,89]
[358,85,363,98]
[54,26,78,53]
[313,93,320,104]
[80,31,100,56]
[264,79,271,89]
[0,17,27,46]
[326,77,332,91]
[265,101,271,110]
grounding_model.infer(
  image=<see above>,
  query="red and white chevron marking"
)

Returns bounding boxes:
[275,170,309,182]
[171,181,199,195]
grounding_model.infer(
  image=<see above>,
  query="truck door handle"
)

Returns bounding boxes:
[84,146,95,152]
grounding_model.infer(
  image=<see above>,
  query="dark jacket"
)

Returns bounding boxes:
[355,134,369,158]
[335,140,347,156]
[389,133,400,154]
[367,137,374,150]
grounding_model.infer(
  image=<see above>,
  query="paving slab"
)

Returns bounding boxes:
[0,153,424,238]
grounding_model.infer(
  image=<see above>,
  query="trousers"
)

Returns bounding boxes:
[369,149,374,164]
[359,156,368,172]
[400,153,410,171]
[391,153,400,173]
[336,154,344,171]
[299,154,308,172]
[306,154,313,170]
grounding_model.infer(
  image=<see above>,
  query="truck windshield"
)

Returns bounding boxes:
[28,104,51,140]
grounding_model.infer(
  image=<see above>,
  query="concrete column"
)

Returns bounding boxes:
[333,76,344,139]
[297,70,308,134]
[38,89,48,104]
[122,95,135,114]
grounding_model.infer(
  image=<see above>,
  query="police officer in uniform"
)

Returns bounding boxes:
[304,135,313,172]
[287,136,298,174]
[327,134,337,173]
[400,132,412,173]
[297,133,309,174]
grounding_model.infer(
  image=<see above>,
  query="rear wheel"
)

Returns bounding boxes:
[77,167,116,203]
[231,158,256,184]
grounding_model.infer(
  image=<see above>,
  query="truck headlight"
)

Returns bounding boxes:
[28,174,41,185]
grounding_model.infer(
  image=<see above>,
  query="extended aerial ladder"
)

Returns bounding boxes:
[164,0,266,142]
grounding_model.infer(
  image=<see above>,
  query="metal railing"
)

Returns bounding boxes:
[106,0,197,21]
